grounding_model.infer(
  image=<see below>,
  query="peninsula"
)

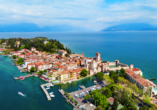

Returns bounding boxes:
[0,37,157,110]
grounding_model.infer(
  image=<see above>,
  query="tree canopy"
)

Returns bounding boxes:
[96,72,104,81]
[80,69,88,77]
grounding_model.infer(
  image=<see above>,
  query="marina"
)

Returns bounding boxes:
[40,83,54,101]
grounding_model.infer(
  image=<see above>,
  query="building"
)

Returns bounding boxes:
[58,50,67,57]
[130,64,143,76]
[125,68,153,97]
[43,40,49,44]
[14,41,20,47]
[58,70,77,82]
[2,42,7,47]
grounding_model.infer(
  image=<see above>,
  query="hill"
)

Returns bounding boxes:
[102,23,157,31]
[0,23,89,32]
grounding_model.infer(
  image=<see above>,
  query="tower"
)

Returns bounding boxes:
[96,52,100,62]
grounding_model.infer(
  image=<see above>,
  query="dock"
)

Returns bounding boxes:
[40,83,52,101]
[14,74,37,80]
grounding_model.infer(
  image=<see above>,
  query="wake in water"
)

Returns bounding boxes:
[18,92,27,98]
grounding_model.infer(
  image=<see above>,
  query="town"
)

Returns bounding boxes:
[0,38,157,110]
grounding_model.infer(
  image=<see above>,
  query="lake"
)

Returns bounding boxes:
[0,31,157,110]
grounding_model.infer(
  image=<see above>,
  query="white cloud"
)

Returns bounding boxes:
[0,0,156,31]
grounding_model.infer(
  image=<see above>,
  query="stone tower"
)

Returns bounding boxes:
[96,52,101,62]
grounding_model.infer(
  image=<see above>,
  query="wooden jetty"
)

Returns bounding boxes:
[40,83,51,101]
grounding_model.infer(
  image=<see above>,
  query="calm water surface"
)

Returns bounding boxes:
[0,31,157,110]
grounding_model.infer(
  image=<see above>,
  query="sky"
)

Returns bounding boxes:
[0,0,157,31]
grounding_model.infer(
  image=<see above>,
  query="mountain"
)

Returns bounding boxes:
[0,23,89,32]
[102,23,157,31]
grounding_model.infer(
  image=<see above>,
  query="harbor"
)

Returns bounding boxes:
[40,83,54,101]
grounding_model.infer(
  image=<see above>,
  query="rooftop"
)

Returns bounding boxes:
[125,69,153,87]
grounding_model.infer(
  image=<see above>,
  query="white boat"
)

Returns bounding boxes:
[18,92,25,97]
[49,83,54,87]
[49,92,53,95]
[50,94,55,97]
[46,87,50,90]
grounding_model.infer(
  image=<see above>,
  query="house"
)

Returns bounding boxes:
[27,63,35,71]
[35,62,44,71]
[14,41,20,47]
[58,50,67,57]
[108,97,124,110]
[17,54,25,58]
[72,68,82,78]
[58,70,77,82]
[43,40,49,44]
[31,47,36,52]
[2,42,7,47]
[0,48,4,53]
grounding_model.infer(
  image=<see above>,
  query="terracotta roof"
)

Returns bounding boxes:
[35,62,43,66]
[27,63,34,65]
[2,42,7,44]
[108,97,114,103]
[72,68,82,73]
[125,69,153,87]
[132,68,141,71]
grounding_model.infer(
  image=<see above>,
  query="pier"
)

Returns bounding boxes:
[14,74,37,80]
[40,83,52,101]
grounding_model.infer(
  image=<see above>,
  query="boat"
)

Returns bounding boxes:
[18,92,25,97]
[69,81,71,83]
[49,92,53,94]
[94,80,97,84]
[46,87,50,90]
[48,83,54,87]
[50,94,55,97]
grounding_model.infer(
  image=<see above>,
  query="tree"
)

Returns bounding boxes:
[44,69,47,73]
[96,72,104,81]
[104,88,112,98]
[22,52,25,55]
[38,71,44,76]
[139,106,149,110]
[119,68,126,77]
[95,106,103,110]
[30,67,36,72]
[80,69,88,77]
[112,97,118,110]
[12,55,17,59]
[84,94,91,100]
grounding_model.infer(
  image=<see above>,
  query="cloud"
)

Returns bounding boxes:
[0,0,156,31]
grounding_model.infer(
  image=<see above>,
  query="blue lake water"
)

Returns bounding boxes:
[0,31,157,110]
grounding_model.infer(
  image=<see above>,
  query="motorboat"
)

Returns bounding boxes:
[48,83,54,87]
[18,92,25,97]
[50,94,55,97]
[46,87,50,90]
[49,92,53,95]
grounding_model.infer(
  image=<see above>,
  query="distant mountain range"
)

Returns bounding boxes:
[102,23,157,31]
[0,23,89,32]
